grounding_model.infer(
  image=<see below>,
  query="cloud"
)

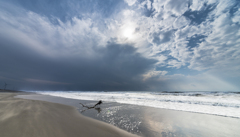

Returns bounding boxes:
[124,0,137,6]
[142,70,168,81]
[167,60,184,69]
[0,3,107,58]
[164,0,189,15]
[144,73,239,91]
[25,79,72,85]
[0,35,157,90]
[173,16,190,29]
[0,0,240,91]
[189,5,240,74]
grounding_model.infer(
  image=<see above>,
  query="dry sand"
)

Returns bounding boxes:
[0,92,138,137]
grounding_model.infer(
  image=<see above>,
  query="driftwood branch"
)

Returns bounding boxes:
[79,100,102,113]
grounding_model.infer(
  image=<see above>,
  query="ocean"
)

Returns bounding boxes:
[27,91,240,118]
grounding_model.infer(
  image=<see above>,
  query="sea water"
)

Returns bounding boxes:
[28,91,240,118]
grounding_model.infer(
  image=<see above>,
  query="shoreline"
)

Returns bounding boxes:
[0,92,138,137]
[28,90,240,119]
[17,92,240,137]
[17,92,240,119]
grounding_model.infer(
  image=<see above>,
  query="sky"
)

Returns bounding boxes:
[0,0,240,91]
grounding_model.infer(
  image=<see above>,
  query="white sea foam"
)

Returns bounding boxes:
[29,91,240,118]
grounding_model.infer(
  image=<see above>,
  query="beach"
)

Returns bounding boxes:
[0,92,138,137]
[17,92,240,137]
[1,0,240,136]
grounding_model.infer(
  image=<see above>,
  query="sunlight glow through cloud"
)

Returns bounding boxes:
[121,22,136,40]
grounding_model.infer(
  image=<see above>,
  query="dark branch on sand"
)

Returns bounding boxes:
[79,100,102,113]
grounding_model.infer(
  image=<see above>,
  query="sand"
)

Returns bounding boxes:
[0,92,138,137]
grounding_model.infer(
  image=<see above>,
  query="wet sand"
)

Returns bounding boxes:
[17,93,240,137]
[0,92,138,137]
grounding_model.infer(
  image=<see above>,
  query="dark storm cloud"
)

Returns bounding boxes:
[0,37,157,90]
